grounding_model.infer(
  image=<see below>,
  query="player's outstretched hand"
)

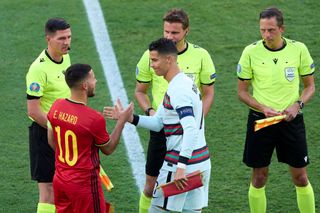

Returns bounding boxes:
[118,102,134,123]
[103,98,133,122]
[103,98,121,120]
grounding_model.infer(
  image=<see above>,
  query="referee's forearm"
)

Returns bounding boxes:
[30,114,48,128]
[135,91,152,112]
[238,90,264,112]
[299,77,315,104]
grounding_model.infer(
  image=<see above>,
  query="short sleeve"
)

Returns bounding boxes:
[26,66,46,97]
[91,114,110,146]
[136,50,152,83]
[237,47,253,80]
[299,43,315,76]
[199,50,216,84]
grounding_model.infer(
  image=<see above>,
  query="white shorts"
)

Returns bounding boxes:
[151,169,211,212]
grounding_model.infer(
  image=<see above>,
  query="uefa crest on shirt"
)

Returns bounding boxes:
[284,67,295,82]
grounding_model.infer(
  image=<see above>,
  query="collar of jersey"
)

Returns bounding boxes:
[263,37,287,52]
[66,98,86,105]
[45,49,64,64]
[178,42,189,55]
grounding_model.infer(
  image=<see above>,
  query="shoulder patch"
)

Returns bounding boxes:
[310,63,315,69]
[237,64,242,74]
[29,82,40,92]
[210,73,216,80]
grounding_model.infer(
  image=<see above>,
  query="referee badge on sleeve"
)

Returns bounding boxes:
[29,82,40,92]
[237,64,242,74]
[284,67,295,82]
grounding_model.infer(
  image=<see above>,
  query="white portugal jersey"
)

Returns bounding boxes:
[138,72,211,173]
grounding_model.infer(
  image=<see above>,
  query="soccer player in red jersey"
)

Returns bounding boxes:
[47,63,133,213]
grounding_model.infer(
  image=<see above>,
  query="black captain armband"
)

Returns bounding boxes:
[130,114,140,126]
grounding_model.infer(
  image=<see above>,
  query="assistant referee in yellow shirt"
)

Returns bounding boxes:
[26,18,71,213]
[237,7,315,213]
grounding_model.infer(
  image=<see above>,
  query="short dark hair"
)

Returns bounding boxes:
[45,18,70,35]
[260,7,284,26]
[149,38,177,56]
[163,8,189,30]
[65,64,91,88]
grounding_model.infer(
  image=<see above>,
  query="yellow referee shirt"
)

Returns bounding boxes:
[237,37,314,111]
[26,50,71,113]
[136,42,216,110]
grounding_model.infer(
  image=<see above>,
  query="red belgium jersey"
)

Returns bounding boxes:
[47,98,110,184]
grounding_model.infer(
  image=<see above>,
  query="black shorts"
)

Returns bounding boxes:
[243,110,309,168]
[29,122,55,182]
[146,129,167,177]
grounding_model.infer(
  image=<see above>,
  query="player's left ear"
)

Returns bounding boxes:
[46,35,51,43]
[82,81,88,90]
[167,55,176,65]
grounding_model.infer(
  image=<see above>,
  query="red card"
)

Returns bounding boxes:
[160,170,203,197]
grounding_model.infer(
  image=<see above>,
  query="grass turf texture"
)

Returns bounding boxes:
[0,0,319,212]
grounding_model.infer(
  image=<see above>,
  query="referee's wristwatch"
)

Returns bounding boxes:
[297,100,304,109]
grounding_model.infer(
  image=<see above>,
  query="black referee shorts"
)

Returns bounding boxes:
[146,129,167,177]
[29,122,55,182]
[243,109,309,168]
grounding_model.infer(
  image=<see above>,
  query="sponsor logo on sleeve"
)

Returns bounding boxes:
[284,67,295,82]
[29,82,40,92]
[210,73,216,80]
[310,63,315,69]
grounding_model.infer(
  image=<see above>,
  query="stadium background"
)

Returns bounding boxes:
[1,0,319,212]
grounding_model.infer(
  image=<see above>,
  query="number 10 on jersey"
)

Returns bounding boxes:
[54,126,78,166]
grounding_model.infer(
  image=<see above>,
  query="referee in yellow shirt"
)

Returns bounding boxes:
[135,9,216,213]
[26,18,71,213]
[237,7,315,213]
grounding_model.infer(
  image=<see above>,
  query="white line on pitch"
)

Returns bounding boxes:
[82,0,145,192]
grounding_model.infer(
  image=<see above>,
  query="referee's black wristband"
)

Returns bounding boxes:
[178,156,189,165]
[145,107,154,116]
[130,114,139,126]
